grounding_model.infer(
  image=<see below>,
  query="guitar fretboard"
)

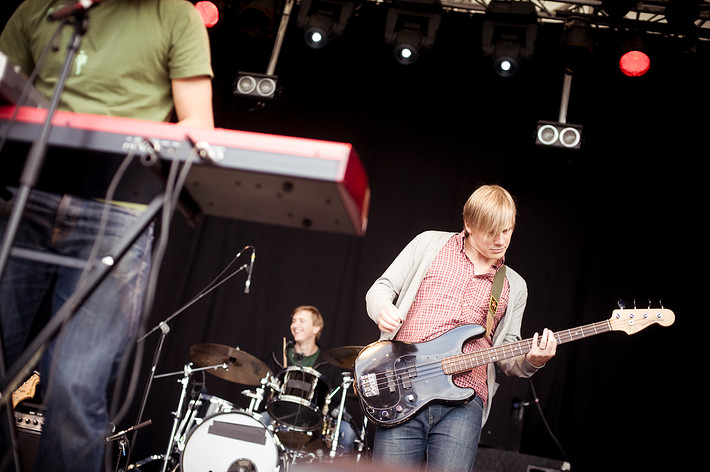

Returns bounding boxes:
[441,320,611,375]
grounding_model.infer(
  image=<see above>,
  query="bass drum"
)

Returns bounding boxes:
[181,411,285,472]
[175,393,234,451]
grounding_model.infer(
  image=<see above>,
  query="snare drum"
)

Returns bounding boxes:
[267,366,331,431]
[181,411,285,472]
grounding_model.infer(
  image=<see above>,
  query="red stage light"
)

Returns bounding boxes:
[194,1,220,28]
[619,50,650,77]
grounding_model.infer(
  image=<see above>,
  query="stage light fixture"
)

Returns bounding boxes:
[619,32,650,77]
[535,121,583,150]
[297,0,355,49]
[481,0,538,77]
[384,7,441,65]
[233,72,280,101]
[561,19,594,75]
[194,1,220,27]
[192,0,229,27]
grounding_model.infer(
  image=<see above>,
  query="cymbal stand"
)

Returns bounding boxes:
[242,373,271,415]
[327,372,353,458]
[354,416,368,461]
[153,361,227,472]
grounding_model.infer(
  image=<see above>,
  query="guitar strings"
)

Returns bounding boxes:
[362,321,612,391]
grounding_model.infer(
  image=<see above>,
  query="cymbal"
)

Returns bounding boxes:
[322,345,364,370]
[189,343,271,385]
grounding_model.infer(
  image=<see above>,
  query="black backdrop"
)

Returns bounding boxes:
[1,2,704,472]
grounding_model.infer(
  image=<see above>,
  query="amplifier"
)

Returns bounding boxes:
[14,408,44,434]
[13,406,44,472]
[474,447,571,472]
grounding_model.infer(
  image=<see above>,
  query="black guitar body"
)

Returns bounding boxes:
[354,324,486,426]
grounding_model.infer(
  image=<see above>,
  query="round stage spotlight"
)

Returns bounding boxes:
[194,1,220,28]
[494,56,518,77]
[235,75,257,95]
[619,50,650,77]
[394,44,418,65]
[305,27,329,49]
[536,124,559,146]
[559,127,581,148]
[256,77,277,97]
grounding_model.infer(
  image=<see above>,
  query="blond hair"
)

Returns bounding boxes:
[462,185,517,236]
[291,305,324,340]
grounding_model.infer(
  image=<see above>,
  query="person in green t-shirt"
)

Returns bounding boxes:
[0,2,214,472]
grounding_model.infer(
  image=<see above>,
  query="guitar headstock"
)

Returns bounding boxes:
[609,307,675,335]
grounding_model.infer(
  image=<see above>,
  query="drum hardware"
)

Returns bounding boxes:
[323,372,354,458]
[241,372,274,415]
[173,392,235,453]
[150,361,232,472]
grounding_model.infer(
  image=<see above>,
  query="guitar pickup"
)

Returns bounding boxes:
[360,373,379,398]
[395,356,417,390]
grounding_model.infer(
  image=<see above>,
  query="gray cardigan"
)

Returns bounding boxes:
[365,230,541,426]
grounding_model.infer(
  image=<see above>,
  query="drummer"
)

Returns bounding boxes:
[263,305,357,453]
[267,305,342,386]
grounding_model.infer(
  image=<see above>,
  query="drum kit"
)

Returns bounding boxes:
[133,343,367,472]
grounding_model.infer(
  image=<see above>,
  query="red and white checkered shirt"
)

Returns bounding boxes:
[395,231,509,405]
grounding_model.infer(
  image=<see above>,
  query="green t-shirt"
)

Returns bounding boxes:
[0,0,213,122]
[287,346,320,369]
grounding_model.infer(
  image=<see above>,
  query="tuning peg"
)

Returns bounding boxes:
[617,299,626,309]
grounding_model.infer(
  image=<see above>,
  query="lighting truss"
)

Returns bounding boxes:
[425,1,710,40]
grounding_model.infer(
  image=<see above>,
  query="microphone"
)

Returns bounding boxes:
[105,419,152,442]
[48,0,102,21]
[244,247,255,294]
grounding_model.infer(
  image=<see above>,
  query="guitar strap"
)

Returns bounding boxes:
[487,265,506,338]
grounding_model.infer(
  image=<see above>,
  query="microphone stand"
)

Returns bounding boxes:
[0,12,86,362]
[124,261,249,470]
[0,13,90,472]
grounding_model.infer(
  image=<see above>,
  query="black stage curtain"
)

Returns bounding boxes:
[2,5,701,472]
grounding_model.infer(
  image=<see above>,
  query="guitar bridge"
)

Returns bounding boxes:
[359,373,379,397]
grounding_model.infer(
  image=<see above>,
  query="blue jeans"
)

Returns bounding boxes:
[0,189,153,472]
[371,397,484,472]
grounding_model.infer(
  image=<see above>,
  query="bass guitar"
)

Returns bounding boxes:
[354,307,674,427]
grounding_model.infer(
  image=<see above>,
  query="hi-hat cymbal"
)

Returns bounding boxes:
[189,343,271,385]
[322,345,364,370]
